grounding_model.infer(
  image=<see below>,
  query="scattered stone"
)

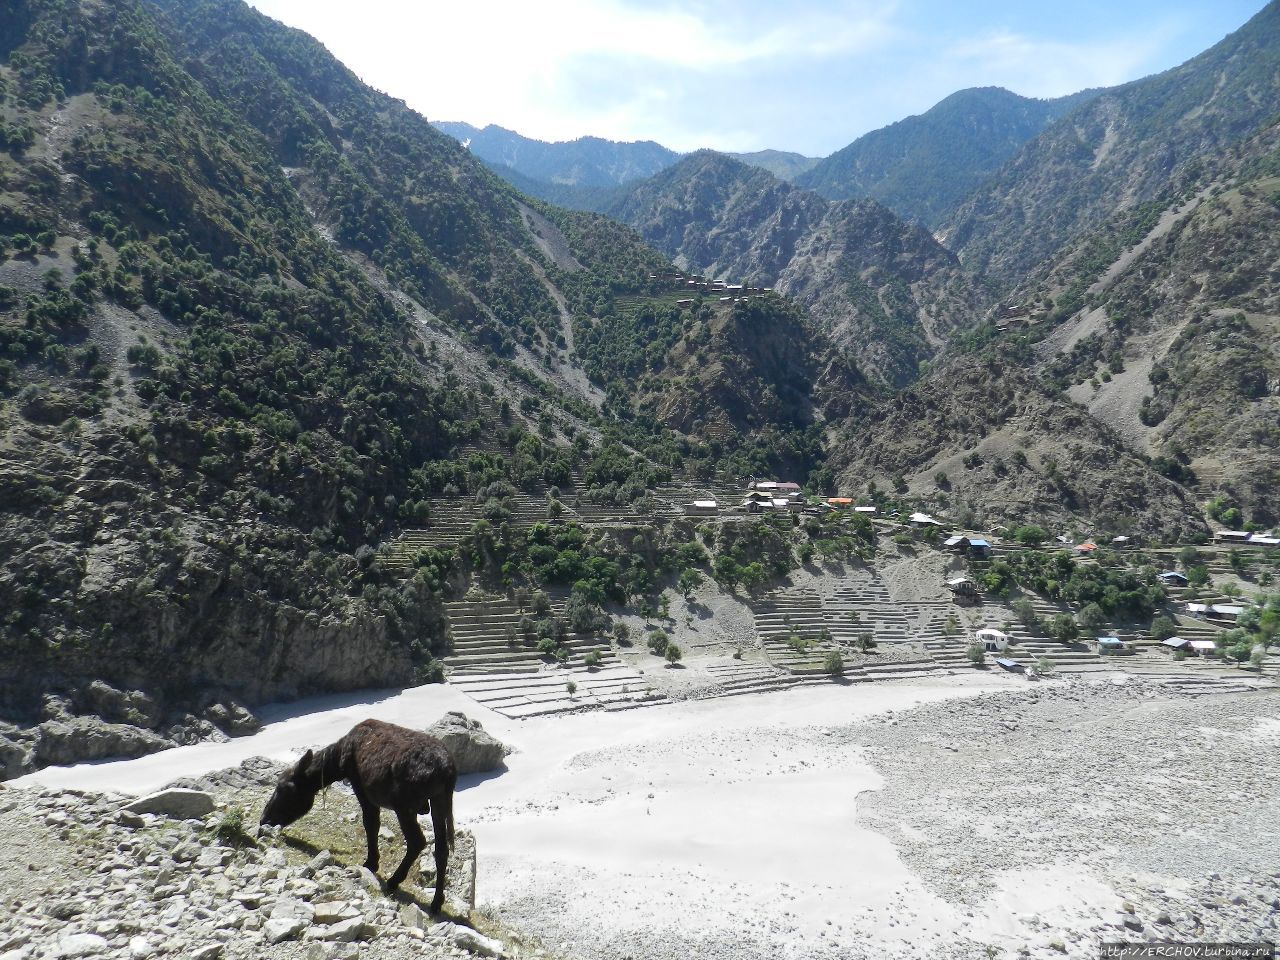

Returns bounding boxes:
[52,934,108,958]
[123,789,215,820]
[304,917,367,942]
[263,917,307,944]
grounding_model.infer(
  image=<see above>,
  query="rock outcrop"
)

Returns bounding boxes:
[424,713,508,775]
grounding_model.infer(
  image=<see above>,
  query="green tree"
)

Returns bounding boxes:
[823,650,844,676]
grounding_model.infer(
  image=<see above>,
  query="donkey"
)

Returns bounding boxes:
[260,718,458,911]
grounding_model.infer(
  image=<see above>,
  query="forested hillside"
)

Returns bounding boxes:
[0,0,842,748]
[605,151,988,386]
[795,87,1098,226]
[942,2,1280,286]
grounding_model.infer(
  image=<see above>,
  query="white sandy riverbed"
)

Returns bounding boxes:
[17,674,1129,959]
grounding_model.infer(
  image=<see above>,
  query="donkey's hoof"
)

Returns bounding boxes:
[429,895,444,913]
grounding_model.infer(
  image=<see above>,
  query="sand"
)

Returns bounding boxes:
[15,674,1109,959]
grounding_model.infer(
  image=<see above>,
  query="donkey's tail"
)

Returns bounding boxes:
[442,788,455,849]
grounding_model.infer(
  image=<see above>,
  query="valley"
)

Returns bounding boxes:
[0,0,1278,958]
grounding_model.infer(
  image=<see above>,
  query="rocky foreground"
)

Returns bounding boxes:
[0,719,540,960]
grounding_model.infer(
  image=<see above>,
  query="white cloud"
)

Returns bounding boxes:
[244,1,1243,155]
[247,0,895,148]
[936,24,1182,98]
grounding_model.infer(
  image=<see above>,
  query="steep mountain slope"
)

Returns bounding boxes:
[431,121,679,188]
[1015,121,1280,526]
[0,0,849,766]
[606,151,988,386]
[942,2,1280,286]
[827,352,1209,540]
[834,117,1280,535]
[796,87,1099,226]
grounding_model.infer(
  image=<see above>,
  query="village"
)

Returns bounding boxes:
[647,270,774,307]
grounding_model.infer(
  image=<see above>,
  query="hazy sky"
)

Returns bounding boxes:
[246,0,1265,157]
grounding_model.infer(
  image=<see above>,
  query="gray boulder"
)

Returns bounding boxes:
[123,788,215,819]
[166,755,286,792]
[424,712,507,775]
[0,731,33,781]
[81,680,161,728]
[34,716,170,766]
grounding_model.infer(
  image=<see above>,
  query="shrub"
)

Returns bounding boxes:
[1011,598,1037,626]
[966,642,986,666]
[583,651,602,669]
[566,680,577,696]
[823,650,844,676]
[211,806,252,846]
[1033,657,1055,676]
[646,630,668,656]
[1077,603,1107,631]
[1012,525,1049,546]
[857,632,876,652]
[1047,614,1079,643]
[1249,644,1267,669]
[664,642,683,665]
[1149,615,1177,641]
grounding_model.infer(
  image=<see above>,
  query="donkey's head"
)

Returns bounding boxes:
[260,749,319,827]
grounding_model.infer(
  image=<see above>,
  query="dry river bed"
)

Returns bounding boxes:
[6,673,1279,960]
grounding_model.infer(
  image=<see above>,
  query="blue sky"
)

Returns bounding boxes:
[247,0,1267,156]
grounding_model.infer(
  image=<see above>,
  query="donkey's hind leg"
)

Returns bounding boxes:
[352,785,381,874]
[427,794,450,912]
[387,808,426,891]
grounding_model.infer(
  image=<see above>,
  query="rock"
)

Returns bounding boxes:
[166,715,228,747]
[306,850,334,874]
[448,925,506,958]
[399,903,428,930]
[304,917,367,942]
[116,810,147,828]
[52,934,109,958]
[424,712,507,775]
[127,937,156,958]
[80,681,161,728]
[123,789,215,820]
[313,901,356,924]
[202,702,260,736]
[1122,916,1144,932]
[189,947,222,960]
[271,898,316,923]
[353,866,382,894]
[34,717,170,767]
[264,918,307,944]
[0,733,33,781]
[304,946,359,960]
[166,756,286,793]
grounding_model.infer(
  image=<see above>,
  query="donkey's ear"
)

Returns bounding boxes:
[296,748,314,771]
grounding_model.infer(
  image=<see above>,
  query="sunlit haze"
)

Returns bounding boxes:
[246,0,1264,155]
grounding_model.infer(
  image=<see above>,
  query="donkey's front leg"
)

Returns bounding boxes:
[353,788,381,875]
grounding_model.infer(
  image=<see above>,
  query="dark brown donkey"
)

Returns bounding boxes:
[260,719,458,911]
